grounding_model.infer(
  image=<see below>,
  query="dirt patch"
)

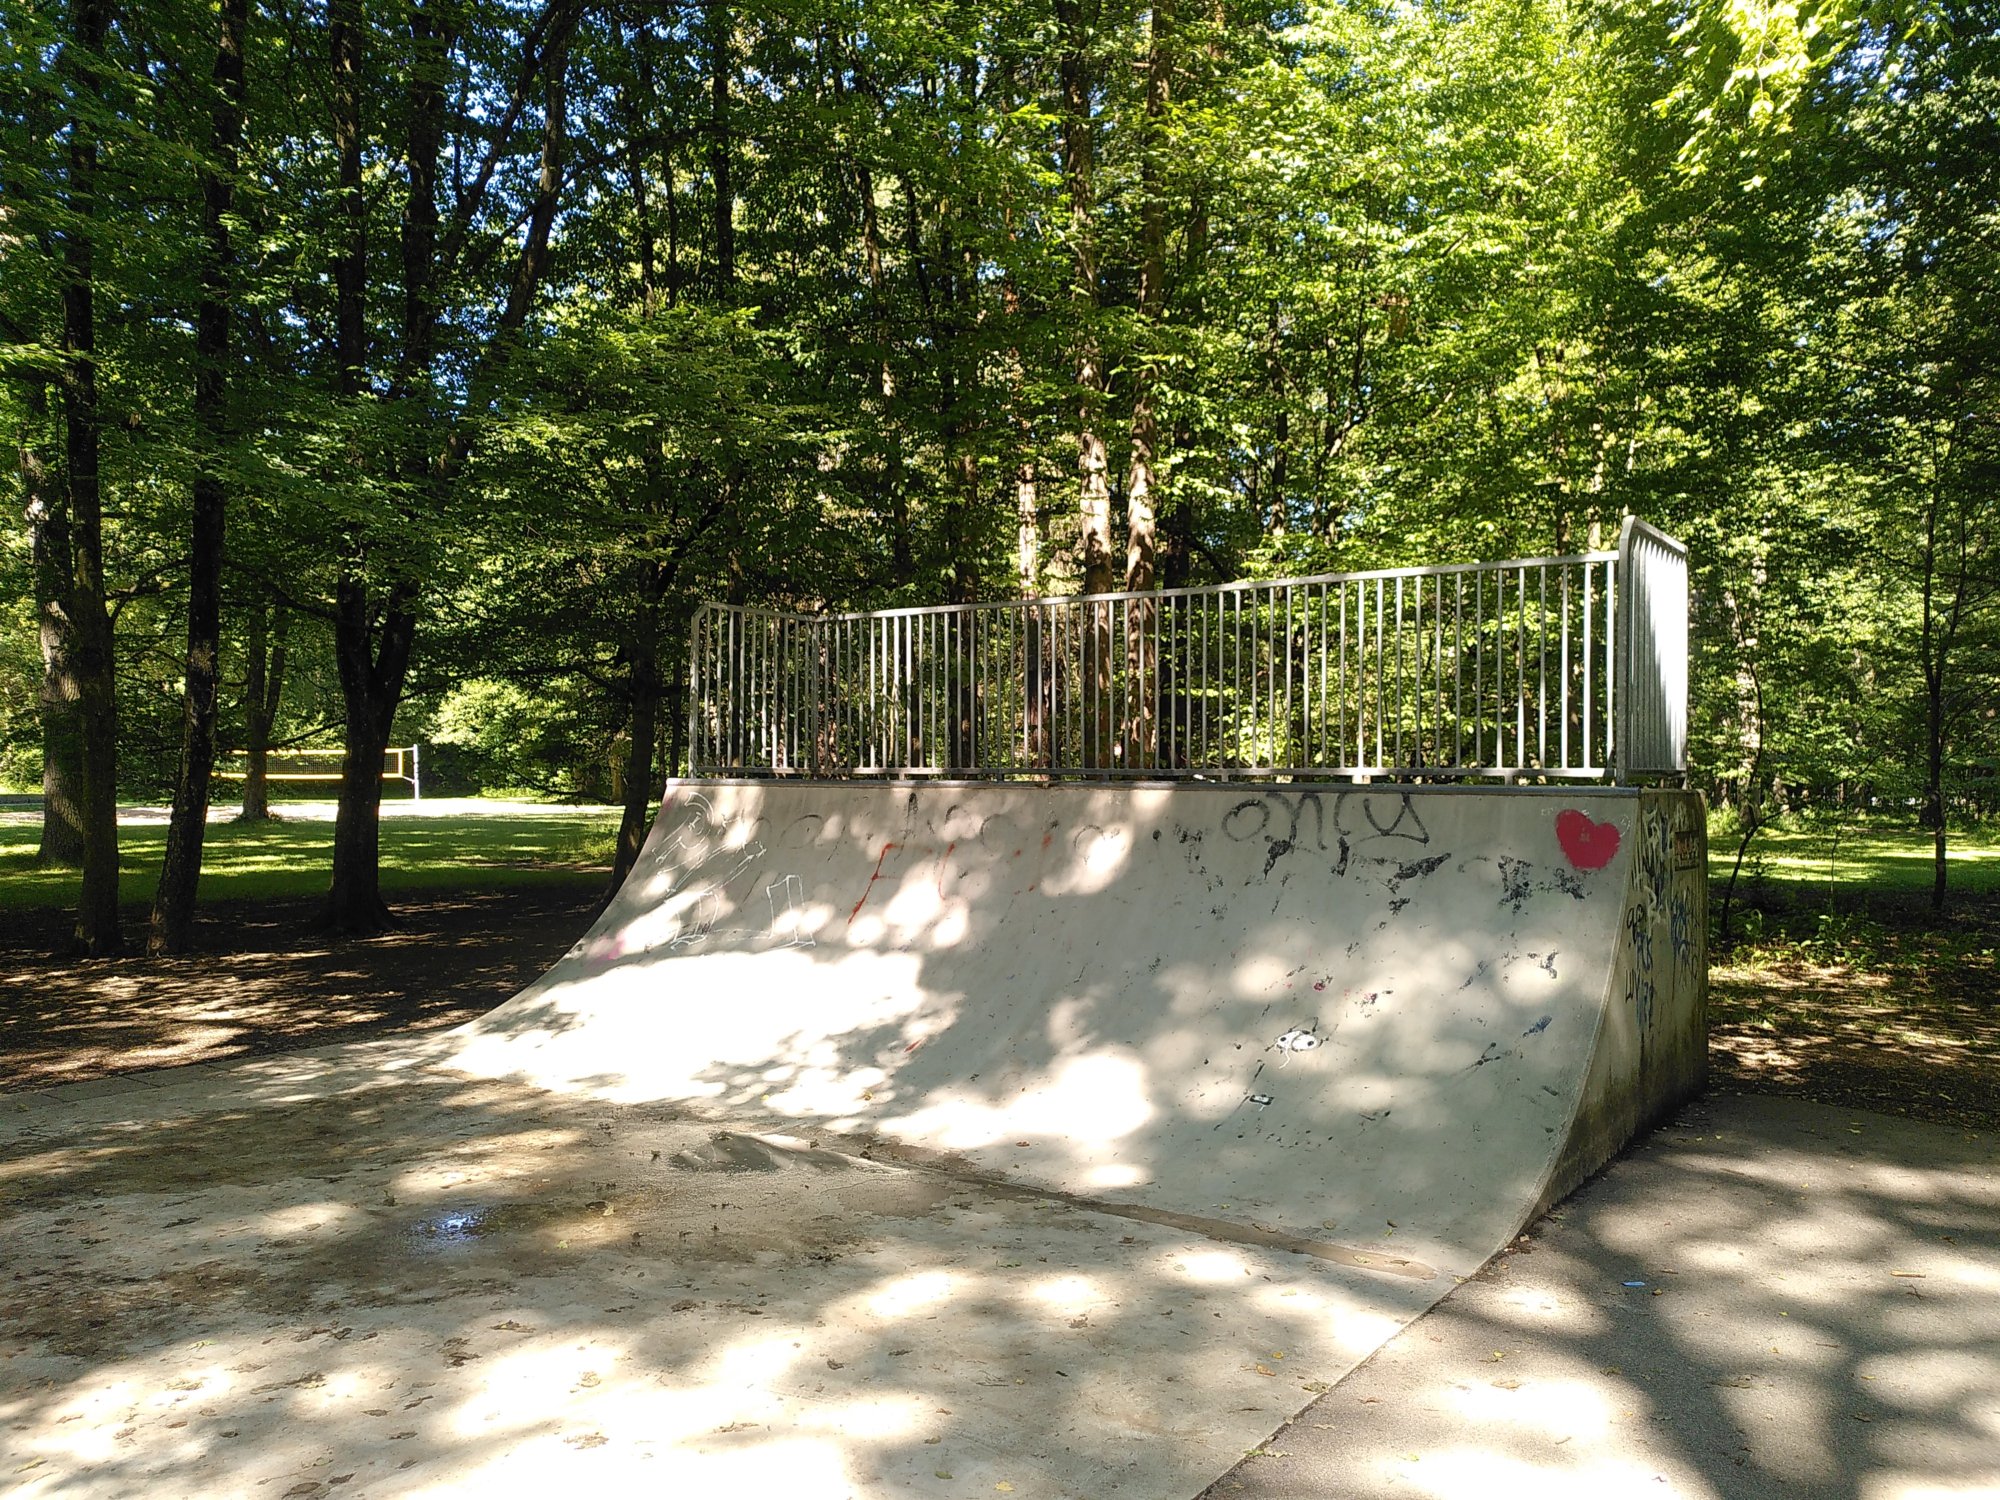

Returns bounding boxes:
[1708,959,2000,1130]
[1706,890,2000,1131]
[0,887,599,1091]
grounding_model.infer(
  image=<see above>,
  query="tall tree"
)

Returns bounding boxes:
[151,0,249,952]
[58,0,123,954]
[321,0,579,932]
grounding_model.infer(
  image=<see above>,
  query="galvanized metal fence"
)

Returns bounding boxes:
[689,517,1687,782]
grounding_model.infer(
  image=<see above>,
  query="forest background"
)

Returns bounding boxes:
[3,0,1996,953]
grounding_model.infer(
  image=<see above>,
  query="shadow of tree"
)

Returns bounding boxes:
[1,1050,1439,1496]
[1198,1093,2000,1498]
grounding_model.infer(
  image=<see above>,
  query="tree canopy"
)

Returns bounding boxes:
[4,0,1996,941]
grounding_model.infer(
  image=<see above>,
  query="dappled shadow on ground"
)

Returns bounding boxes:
[0,890,597,1092]
[1201,1093,2000,1499]
[1708,959,2000,1131]
[0,1048,1438,1498]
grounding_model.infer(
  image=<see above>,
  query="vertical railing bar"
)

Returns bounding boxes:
[1337,581,1347,771]
[1372,576,1383,771]
[1280,584,1290,771]
[1431,574,1443,770]
[1606,552,1618,776]
[727,608,739,769]
[1582,561,1595,770]
[1538,564,1548,773]
[1394,574,1404,771]
[1200,592,1209,769]
[1456,572,1472,768]
[1514,565,1525,773]
[692,608,708,776]
[1561,565,1572,769]
[1241,587,1250,771]
[1476,569,1487,771]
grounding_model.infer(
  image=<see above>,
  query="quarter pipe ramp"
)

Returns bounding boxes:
[455,779,1705,1290]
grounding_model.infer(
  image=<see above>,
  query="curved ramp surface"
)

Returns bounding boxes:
[458,782,1703,1285]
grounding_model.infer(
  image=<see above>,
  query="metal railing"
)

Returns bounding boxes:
[689,518,1687,782]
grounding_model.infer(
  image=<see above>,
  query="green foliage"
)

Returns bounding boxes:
[1,0,1996,914]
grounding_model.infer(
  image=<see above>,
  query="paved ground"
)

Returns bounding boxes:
[5,1070,1996,1497]
[1202,1091,2000,1500]
[0,1041,1440,1499]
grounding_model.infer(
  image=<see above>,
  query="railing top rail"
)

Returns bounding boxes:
[1618,515,1688,557]
[696,549,1622,624]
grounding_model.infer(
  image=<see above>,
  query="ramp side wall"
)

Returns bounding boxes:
[1537,787,1708,1215]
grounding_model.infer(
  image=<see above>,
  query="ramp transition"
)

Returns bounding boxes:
[454,781,1705,1284]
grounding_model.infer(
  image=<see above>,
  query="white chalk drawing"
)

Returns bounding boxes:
[661,796,770,950]
[765,873,814,948]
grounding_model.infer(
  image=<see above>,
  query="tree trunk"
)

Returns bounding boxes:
[239,600,287,821]
[325,578,417,932]
[707,2,734,294]
[61,0,121,955]
[1927,671,1948,914]
[1123,0,1171,768]
[318,2,574,933]
[609,567,662,894]
[22,385,85,867]
[321,0,385,932]
[1060,10,1113,767]
[330,0,365,400]
[855,154,910,582]
[153,0,248,954]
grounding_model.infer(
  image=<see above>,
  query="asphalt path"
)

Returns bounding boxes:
[1201,1092,2000,1500]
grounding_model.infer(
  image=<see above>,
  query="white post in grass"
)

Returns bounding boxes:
[412,742,422,802]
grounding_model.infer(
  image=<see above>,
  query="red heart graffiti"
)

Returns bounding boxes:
[1555,809,1621,870]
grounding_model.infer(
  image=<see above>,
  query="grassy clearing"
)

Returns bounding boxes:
[1705,818,2000,964]
[0,805,621,911]
[1708,819,2000,899]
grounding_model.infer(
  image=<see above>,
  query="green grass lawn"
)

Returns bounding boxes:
[1709,820,2000,900]
[0,804,622,911]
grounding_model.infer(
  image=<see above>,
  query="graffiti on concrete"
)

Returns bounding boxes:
[1498,857,1587,915]
[1555,809,1621,870]
[1626,902,1653,975]
[1221,790,1434,882]
[1270,1024,1323,1063]
[1638,801,1672,911]
[1669,891,1696,971]
[846,840,904,925]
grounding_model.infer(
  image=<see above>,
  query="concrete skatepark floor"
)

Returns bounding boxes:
[4,1059,1995,1498]
[1,1041,1440,1497]
[1202,1092,2000,1500]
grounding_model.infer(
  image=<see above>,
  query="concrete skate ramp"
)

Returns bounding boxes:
[454,780,1706,1283]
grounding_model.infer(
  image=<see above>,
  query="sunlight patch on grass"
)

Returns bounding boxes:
[1708,824,2000,896]
[0,805,621,912]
